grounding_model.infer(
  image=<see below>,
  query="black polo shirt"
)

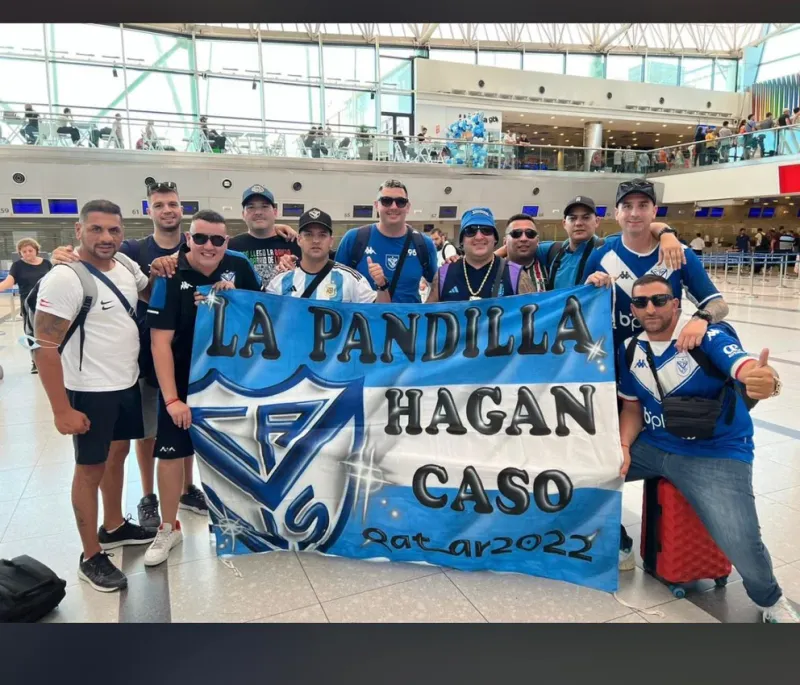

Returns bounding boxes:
[146,245,261,385]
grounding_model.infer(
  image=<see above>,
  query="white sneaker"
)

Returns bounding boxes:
[619,548,636,571]
[144,521,183,567]
[761,596,800,623]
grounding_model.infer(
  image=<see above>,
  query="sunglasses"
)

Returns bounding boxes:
[508,228,538,240]
[463,226,496,238]
[630,294,674,309]
[147,181,178,197]
[191,232,227,247]
[378,196,409,208]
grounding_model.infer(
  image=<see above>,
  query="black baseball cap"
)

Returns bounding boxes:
[564,195,597,217]
[299,207,333,233]
[616,179,657,207]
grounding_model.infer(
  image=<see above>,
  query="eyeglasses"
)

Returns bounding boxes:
[147,181,178,194]
[630,294,674,309]
[463,226,496,238]
[378,196,409,208]
[191,232,227,247]
[508,229,538,240]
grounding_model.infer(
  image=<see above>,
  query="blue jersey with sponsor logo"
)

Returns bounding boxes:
[335,224,438,304]
[584,234,721,346]
[617,320,755,462]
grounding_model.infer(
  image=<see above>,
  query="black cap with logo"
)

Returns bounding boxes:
[299,207,333,233]
[615,179,657,207]
[564,195,597,217]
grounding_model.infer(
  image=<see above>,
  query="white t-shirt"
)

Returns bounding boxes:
[36,260,148,392]
[266,263,377,303]
[437,241,459,267]
[690,237,705,251]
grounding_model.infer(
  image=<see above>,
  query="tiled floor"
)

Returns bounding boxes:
[2,287,800,623]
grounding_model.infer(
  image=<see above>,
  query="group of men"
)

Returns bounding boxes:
[26,175,798,621]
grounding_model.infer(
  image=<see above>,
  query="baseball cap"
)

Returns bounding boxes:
[615,179,657,207]
[460,207,498,241]
[241,184,276,207]
[299,207,333,234]
[564,195,597,217]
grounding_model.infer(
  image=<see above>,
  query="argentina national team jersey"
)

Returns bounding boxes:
[583,235,721,345]
[617,318,755,462]
[266,263,377,303]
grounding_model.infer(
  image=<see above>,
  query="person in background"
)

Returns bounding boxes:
[0,238,52,373]
[613,146,623,173]
[756,113,774,158]
[778,227,794,254]
[143,120,159,150]
[735,228,751,254]
[199,116,225,152]
[689,232,705,256]
[704,126,719,164]
[417,126,429,143]
[693,125,706,166]
[623,146,636,173]
[430,228,459,266]
[22,104,39,144]
[792,107,800,126]
[394,129,408,161]
[717,121,733,163]
[503,130,517,168]
[777,109,790,154]
[617,275,797,623]
[674,146,685,168]
[57,108,81,145]
[637,150,650,174]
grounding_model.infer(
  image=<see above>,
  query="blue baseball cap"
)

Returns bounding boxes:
[460,207,498,241]
[241,184,276,207]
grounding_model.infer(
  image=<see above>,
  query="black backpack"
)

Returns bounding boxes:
[624,321,759,424]
[0,556,67,622]
[348,225,434,281]
[545,235,604,291]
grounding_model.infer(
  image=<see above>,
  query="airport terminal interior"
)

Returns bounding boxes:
[2,22,800,623]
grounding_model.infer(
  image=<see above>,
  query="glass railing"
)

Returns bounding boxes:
[0,103,630,173]
[643,123,800,175]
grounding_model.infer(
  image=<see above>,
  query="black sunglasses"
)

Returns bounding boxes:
[147,181,178,194]
[631,294,674,309]
[191,232,227,247]
[509,228,538,240]
[463,226,496,238]
[378,196,409,208]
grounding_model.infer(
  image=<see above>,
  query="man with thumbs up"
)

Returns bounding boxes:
[615,274,797,623]
[266,208,388,303]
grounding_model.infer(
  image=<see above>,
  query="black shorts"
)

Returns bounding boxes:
[154,375,193,460]
[67,383,144,466]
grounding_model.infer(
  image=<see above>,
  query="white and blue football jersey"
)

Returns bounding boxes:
[617,318,755,462]
[584,235,722,345]
[266,263,377,303]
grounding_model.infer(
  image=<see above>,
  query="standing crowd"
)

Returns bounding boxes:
[11,175,798,621]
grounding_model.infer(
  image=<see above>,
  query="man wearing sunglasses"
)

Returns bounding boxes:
[426,208,533,302]
[228,185,301,289]
[51,181,211,528]
[584,179,727,353]
[499,214,549,292]
[144,210,261,566]
[335,179,438,303]
[615,275,797,623]
[267,208,387,303]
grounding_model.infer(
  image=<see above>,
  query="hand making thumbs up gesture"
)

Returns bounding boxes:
[742,348,780,400]
[367,256,388,289]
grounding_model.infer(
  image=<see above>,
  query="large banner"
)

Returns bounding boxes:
[187,285,624,593]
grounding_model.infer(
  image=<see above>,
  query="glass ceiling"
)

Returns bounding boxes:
[151,23,796,58]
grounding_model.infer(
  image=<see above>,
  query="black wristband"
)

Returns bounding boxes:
[376,281,390,292]
[691,309,713,323]
[658,226,678,237]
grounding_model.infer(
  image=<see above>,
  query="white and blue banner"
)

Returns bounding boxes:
[187,285,624,592]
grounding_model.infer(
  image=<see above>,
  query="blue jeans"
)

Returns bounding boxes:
[623,438,781,608]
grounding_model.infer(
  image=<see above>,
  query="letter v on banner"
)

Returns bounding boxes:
[186,285,624,593]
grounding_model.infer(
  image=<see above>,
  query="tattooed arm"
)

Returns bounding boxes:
[34,311,90,435]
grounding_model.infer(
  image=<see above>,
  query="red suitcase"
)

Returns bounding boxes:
[640,478,732,598]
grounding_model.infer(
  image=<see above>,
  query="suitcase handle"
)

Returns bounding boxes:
[642,478,661,572]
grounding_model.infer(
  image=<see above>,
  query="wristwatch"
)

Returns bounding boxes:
[658,226,678,237]
[376,281,390,292]
[691,309,713,323]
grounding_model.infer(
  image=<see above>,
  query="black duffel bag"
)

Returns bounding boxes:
[0,555,67,622]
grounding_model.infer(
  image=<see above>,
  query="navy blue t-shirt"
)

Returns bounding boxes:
[335,225,438,303]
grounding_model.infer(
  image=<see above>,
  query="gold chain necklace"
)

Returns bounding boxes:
[463,255,495,300]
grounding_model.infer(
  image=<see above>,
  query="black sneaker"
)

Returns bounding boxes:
[98,515,157,550]
[31,361,38,374]
[78,552,127,592]
[137,493,161,529]
[179,484,209,515]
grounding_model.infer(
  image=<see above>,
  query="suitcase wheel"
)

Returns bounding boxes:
[668,585,686,599]
[714,576,729,588]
